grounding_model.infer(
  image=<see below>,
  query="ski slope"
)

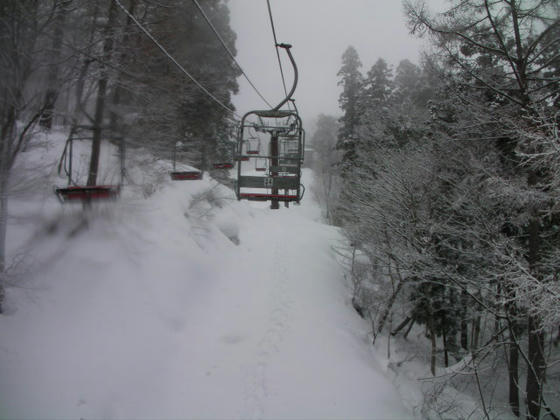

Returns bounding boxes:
[0,140,411,418]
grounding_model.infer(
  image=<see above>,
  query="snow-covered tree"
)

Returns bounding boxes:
[361,58,393,109]
[405,1,560,416]
[336,46,363,171]
[0,0,64,311]
[311,114,341,222]
[124,0,240,170]
[0,0,243,311]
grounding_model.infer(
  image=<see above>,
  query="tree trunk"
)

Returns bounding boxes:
[109,87,121,137]
[508,338,520,417]
[471,307,481,351]
[39,0,67,129]
[525,173,545,420]
[200,138,207,172]
[403,318,415,339]
[87,0,117,186]
[387,313,392,359]
[87,84,107,186]
[429,312,437,376]
[0,168,9,314]
[0,107,16,313]
[460,288,468,350]
[504,282,522,418]
[324,170,332,220]
[443,328,449,368]
[374,278,405,342]
[110,0,136,136]
[526,315,545,420]
[391,316,412,336]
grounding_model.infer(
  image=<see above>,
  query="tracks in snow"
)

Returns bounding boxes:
[244,239,294,420]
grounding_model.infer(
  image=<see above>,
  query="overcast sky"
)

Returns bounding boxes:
[228,0,446,132]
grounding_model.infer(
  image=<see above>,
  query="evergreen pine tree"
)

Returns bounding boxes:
[361,58,393,109]
[336,46,363,172]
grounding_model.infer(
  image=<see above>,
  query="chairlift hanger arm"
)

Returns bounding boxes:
[273,44,298,111]
[289,99,299,115]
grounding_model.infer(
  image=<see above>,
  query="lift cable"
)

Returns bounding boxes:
[191,0,274,109]
[113,0,241,122]
[266,0,293,111]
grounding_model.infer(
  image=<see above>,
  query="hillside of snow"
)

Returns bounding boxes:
[0,129,413,419]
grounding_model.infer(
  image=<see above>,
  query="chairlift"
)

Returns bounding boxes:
[236,110,304,201]
[169,141,202,181]
[234,44,304,209]
[278,135,303,168]
[246,137,261,155]
[54,130,124,203]
[255,158,267,172]
[239,192,299,202]
[170,171,202,180]
[55,185,120,202]
[213,162,234,169]
[212,138,236,170]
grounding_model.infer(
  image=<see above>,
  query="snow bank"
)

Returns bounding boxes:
[0,129,413,419]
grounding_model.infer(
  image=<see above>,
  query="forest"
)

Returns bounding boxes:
[0,0,240,265]
[312,1,560,418]
[1,0,559,419]
[1,0,240,303]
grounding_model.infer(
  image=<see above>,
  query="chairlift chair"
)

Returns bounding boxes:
[169,140,202,181]
[255,158,267,172]
[246,137,261,155]
[235,109,304,204]
[234,44,305,208]
[239,192,300,202]
[170,171,202,180]
[54,130,124,203]
[213,162,234,169]
[278,135,303,168]
[212,139,236,170]
[55,185,120,202]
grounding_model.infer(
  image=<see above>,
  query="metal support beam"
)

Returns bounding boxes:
[270,133,279,209]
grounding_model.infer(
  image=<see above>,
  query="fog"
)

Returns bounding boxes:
[229,0,446,132]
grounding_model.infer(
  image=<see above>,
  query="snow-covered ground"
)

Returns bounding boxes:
[0,129,413,419]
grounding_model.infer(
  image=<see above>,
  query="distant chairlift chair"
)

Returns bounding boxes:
[246,136,261,155]
[213,162,234,170]
[169,141,202,181]
[255,158,267,172]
